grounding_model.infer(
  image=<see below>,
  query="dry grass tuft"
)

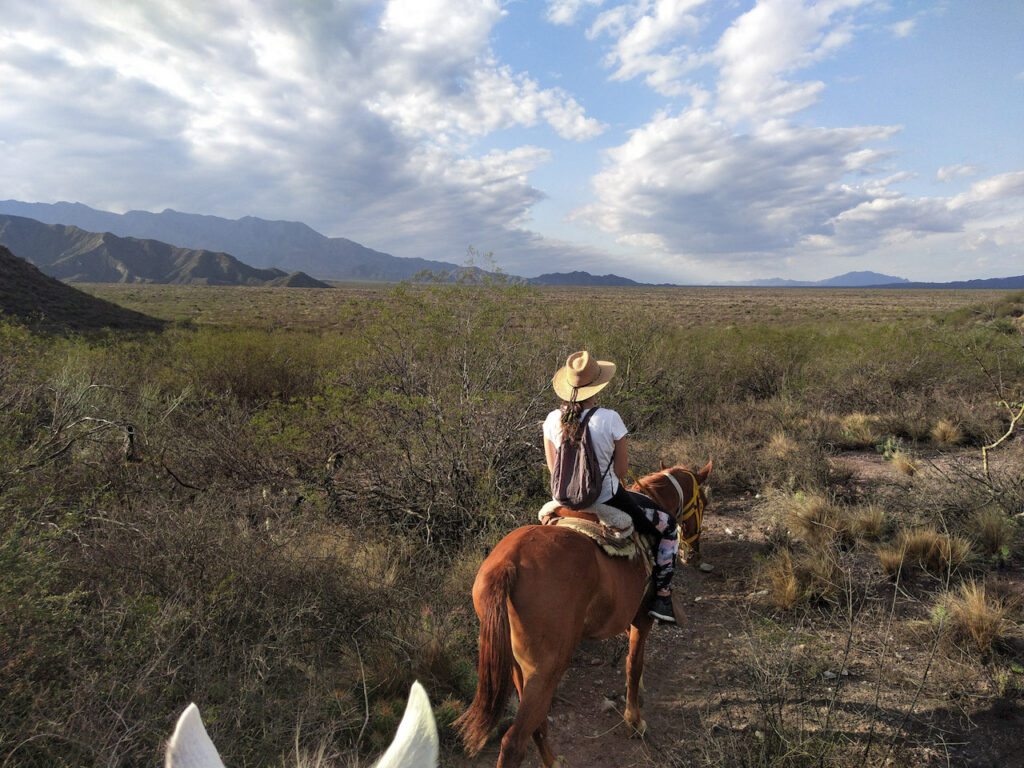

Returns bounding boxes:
[907,527,972,573]
[839,412,878,448]
[934,579,1016,655]
[766,431,799,459]
[761,546,842,609]
[972,506,1016,558]
[783,491,849,547]
[764,549,802,609]
[881,528,972,576]
[796,548,841,603]
[877,542,907,578]
[931,419,964,447]
[850,503,888,540]
[888,449,917,476]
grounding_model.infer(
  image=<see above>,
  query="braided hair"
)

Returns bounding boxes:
[559,396,595,444]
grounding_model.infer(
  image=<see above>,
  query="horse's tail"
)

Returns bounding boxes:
[454,561,516,756]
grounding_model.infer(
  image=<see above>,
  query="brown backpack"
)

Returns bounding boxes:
[551,408,615,510]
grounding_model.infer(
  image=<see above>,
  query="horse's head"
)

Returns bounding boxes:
[633,460,712,556]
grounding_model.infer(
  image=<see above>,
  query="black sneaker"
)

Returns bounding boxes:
[648,595,676,623]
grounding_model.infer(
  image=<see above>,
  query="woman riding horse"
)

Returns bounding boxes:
[545,350,680,623]
[454,351,712,768]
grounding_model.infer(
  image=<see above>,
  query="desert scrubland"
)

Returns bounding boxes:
[2,283,1022,767]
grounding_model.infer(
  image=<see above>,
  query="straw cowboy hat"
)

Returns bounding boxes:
[552,351,616,402]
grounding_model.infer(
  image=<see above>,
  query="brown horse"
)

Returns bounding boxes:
[455,461,712,768]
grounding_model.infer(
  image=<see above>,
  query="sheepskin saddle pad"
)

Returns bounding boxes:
[538,500,637,558]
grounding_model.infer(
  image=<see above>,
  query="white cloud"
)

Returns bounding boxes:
[949,171,1024,209]
[576,108,901,257]
[588,0,707,95]
[935,164,980,182]
[0,0,607,270]
[546,0,604,25]
[889,19,916,38]
[565,0,1024,281]
[714,0,870,122]
[369,0,604,141]
[368,65,605,141]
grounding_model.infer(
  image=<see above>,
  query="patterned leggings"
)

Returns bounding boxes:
[607,487,679,594]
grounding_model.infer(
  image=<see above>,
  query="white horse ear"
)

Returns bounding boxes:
[166,703,226,768]
[372,681,439,768]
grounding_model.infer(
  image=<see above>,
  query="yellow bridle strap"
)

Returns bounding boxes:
[662,469,704,551]
[628,468,705,552]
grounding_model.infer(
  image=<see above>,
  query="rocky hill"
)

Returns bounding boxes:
[0,245,164,331]
[0,214,329,287]
[528,271,642,287]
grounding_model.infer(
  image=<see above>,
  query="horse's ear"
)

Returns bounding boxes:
[659,459,666,471]
[696,460,712,483]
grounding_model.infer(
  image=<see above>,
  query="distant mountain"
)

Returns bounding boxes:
[819,271,909,287]
[873,275,1024,290]
[0,214,330,287]
[527,269,916,288]
[0,244,163,331]
[731,270,909,287]
[528,271,643,287]
[0,200,465,281]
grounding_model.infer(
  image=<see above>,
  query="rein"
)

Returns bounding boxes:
[635,468,705,552]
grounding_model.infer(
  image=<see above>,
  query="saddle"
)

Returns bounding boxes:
[537,500,654,581]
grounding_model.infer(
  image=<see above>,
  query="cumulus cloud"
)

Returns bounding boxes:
[3,0,1022,282]
[576,108,901,255]
[0,0,605,268]
[575,0,893,258]
[587,0,707,95]
[568,0,1024,279]
[713,0,869,122]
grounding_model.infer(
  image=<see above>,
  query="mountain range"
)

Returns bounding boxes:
[0,200,463,282]
[730,270,909,287]
[0,214,329,287]
[1,200,1022,289]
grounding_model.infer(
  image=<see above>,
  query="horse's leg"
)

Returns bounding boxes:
[498,663,565,768]
[624,619,653,737]
[511,662,561,767]
[531,714,561,767]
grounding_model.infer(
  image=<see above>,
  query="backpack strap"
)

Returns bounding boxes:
[582,408,616,482]
[577,407,598,431]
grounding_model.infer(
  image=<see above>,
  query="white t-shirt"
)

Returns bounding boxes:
[543,407,628,504]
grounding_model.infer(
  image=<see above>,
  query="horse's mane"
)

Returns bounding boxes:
[634,465,693,498]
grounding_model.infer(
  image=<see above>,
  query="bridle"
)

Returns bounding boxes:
[638,468,705,553]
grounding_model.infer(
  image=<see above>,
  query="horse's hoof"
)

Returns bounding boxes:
[551,756,569,767]
[627,718,647,738]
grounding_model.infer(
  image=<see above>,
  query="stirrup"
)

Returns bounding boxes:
[648,595,675,623]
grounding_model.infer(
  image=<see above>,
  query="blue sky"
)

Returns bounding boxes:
[1,0,1022,283]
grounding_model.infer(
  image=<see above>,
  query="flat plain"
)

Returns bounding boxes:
[79,283,1009,328]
